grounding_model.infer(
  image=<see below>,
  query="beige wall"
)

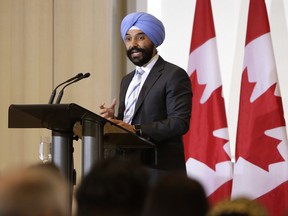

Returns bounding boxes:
[0,0,127,181]
[0,0,53,170]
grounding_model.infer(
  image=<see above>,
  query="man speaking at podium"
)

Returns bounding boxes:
[100,12,192,173]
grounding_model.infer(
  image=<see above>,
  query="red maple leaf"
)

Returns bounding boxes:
[236,69,285,171]
[184,71,230,170]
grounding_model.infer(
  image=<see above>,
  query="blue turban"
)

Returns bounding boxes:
[120,12,165,47]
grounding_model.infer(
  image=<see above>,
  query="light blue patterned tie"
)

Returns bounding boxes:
[123,68,145,124]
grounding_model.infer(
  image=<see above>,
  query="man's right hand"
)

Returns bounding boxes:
[99,98,117,119]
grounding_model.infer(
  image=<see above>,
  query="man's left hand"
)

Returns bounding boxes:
[109,119,135,133]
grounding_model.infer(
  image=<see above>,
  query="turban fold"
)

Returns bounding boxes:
[120,12,165,47]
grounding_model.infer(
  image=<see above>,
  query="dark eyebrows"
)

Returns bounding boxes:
[125,31,146,37]
[136,32,146,37]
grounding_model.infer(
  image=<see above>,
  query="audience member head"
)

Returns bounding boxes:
[207,197,268,216]
[142,172,209,216]
[0,162,69,216]
[75,157,150,216]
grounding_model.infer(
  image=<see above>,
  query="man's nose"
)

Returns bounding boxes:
[128,42,138,50]
[130,37,139,47]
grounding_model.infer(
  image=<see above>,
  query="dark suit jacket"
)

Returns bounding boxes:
[117,56,192,171]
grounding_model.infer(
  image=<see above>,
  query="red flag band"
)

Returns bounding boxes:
[231,0,288,215]
[184,0,232,205]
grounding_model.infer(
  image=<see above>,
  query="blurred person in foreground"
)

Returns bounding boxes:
[142,172,210,216]
[207,197,268,216]
[0,162,69,216]
[75,157,150,216]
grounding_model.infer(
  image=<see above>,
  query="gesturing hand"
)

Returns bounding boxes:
[99,98,117,119]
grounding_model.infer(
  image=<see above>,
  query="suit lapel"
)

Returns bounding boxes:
[125,71,135,86]
[134,57,165,114]
[122,70,135,99]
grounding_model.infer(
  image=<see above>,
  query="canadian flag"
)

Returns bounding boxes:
[231,0,288,215]
[184,0,232,204]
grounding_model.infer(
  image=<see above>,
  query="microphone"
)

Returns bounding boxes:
[48,73,83,104]
[55,72,90,104]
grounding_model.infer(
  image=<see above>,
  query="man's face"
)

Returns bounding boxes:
[125,29,156,66]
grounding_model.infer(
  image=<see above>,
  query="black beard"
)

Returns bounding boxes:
[126,45,154,67]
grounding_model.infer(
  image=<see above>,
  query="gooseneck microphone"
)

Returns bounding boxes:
[48,73,83,104]
[55,72,90,104]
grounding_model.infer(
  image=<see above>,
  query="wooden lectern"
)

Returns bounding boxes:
[8,103,155,180]
[8,103,155,215]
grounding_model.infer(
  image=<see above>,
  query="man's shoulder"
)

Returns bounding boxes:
[123,69,136,78]
[157,56,186,72]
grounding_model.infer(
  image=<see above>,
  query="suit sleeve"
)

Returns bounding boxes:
[141,68,192,142]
